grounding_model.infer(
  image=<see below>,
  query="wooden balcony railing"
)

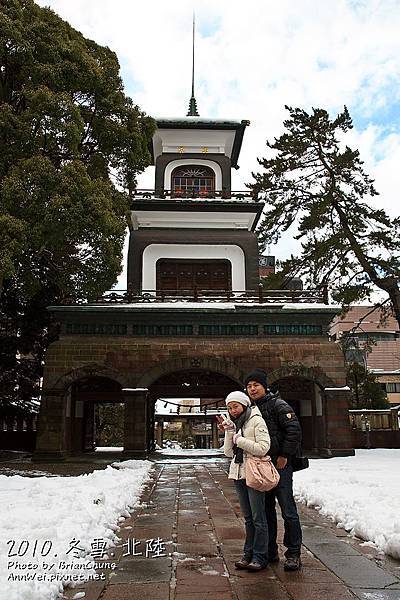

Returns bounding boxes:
[130,189,259,201]
[63,286,329,306]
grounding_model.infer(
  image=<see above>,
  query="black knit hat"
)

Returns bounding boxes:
[244,368,268,390]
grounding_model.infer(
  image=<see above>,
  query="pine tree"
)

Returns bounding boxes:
[346,362,389,409]
[251,106,400,327]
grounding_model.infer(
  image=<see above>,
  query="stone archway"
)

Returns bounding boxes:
[142,361,242,452]
[268,363,336,390]
[270,376,323,453]
[35,365,129,460]
[269,365,336,455]
[69,376,124,454]
[53,363,129,392]
[136,356,244,390]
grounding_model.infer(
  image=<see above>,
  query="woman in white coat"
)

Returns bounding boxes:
[219,390,271,571]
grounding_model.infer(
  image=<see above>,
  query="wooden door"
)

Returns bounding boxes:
[156,259,231,294]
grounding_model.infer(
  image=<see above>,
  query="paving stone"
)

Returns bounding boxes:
[108,557,171,584]
[134,514,175,526]
[131,525,174,540]
[213,525,244,539]
[176,532,215,544]
[178,509,209,518]
[174,557,230,592]
[62,581,105,600]
[274,565,341,585]
[175,579,231,594]
[175,556,226,578]
[232,579,290,599]
[308,555,399,588]
[306,540,363,558]
[101,582,170,600]
[175,542,219,556]
[55,462,400,600]
[284,582,356,599]
[175,592,233,600]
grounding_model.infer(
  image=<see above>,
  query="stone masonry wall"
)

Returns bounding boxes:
[42,335,347,390]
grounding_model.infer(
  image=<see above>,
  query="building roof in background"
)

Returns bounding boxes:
[367,341,400,371]
[330,305,400,372]
[330,305,399,335]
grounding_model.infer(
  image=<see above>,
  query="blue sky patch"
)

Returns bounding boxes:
[120,62,144,96]
[198,15,222,38]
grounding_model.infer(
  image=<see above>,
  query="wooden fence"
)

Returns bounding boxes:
[0,416,37,452]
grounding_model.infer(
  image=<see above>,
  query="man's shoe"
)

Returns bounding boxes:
[284,556,301,571]
[234,557,251,570]
[269,553,280,563]
[247,561,267,572]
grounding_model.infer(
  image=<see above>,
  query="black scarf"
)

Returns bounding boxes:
[232,406,251,464]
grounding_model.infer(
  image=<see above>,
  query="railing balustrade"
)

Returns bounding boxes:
[130,189,259,201]
[62,286,328,306]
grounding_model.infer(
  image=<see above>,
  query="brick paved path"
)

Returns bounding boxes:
[64,462,400,600]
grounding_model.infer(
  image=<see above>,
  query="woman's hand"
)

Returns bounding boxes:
[232,432,242,445]
[216,414,235,432]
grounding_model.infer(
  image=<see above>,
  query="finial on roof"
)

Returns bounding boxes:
[187,13,199,117]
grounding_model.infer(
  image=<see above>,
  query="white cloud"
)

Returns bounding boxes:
[36,0,400,279]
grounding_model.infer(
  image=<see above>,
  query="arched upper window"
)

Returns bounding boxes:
[171,165,215,197]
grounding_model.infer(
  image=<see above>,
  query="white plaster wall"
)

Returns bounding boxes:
[142,244,246,291]
[153,128,235,161]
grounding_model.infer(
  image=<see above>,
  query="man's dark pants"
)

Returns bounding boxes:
[265,463,302,558]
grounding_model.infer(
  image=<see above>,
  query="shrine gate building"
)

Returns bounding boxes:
[34,113,354,460]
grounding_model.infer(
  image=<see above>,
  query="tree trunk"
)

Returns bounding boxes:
[382,282,400,330]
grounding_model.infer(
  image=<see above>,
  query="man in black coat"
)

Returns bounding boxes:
[245,368,302,571]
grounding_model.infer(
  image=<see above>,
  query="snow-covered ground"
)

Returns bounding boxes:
[294,449,400,559]
[1,449,400,600]
[0,460,153,600]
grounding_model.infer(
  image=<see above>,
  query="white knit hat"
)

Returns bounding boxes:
[225,391,251,407]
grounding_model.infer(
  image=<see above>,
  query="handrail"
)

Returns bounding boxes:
[62,287,329,306]
[130,189,259,201]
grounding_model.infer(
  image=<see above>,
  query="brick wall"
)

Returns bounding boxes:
[43,336,347,389]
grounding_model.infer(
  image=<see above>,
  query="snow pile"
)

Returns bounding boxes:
[294,449,400,559]
[0,460,153,600]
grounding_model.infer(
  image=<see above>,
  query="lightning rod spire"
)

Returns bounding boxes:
[187,13,199,117]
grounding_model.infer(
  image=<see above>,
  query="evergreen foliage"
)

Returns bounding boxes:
[346,362,389,409]
[0,0,155,414]
[95,403,124,447]
[251,106,400,327]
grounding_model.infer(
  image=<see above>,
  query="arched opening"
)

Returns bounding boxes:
[148,368,241,452]
[270,376,326,454]
[67,376,124,454]
[171,165,215,197]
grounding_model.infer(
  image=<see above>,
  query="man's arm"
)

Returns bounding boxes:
[276,403,302,459]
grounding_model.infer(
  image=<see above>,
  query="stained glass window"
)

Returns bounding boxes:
[171,165,215,197]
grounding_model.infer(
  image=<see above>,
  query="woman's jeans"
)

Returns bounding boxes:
[234,478,268,566]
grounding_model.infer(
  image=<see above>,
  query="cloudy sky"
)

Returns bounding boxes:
[36,0,400,278]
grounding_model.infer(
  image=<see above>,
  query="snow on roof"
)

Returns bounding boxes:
[88,302,238,310]
[282,303,338,310]
[324,386,351,391]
